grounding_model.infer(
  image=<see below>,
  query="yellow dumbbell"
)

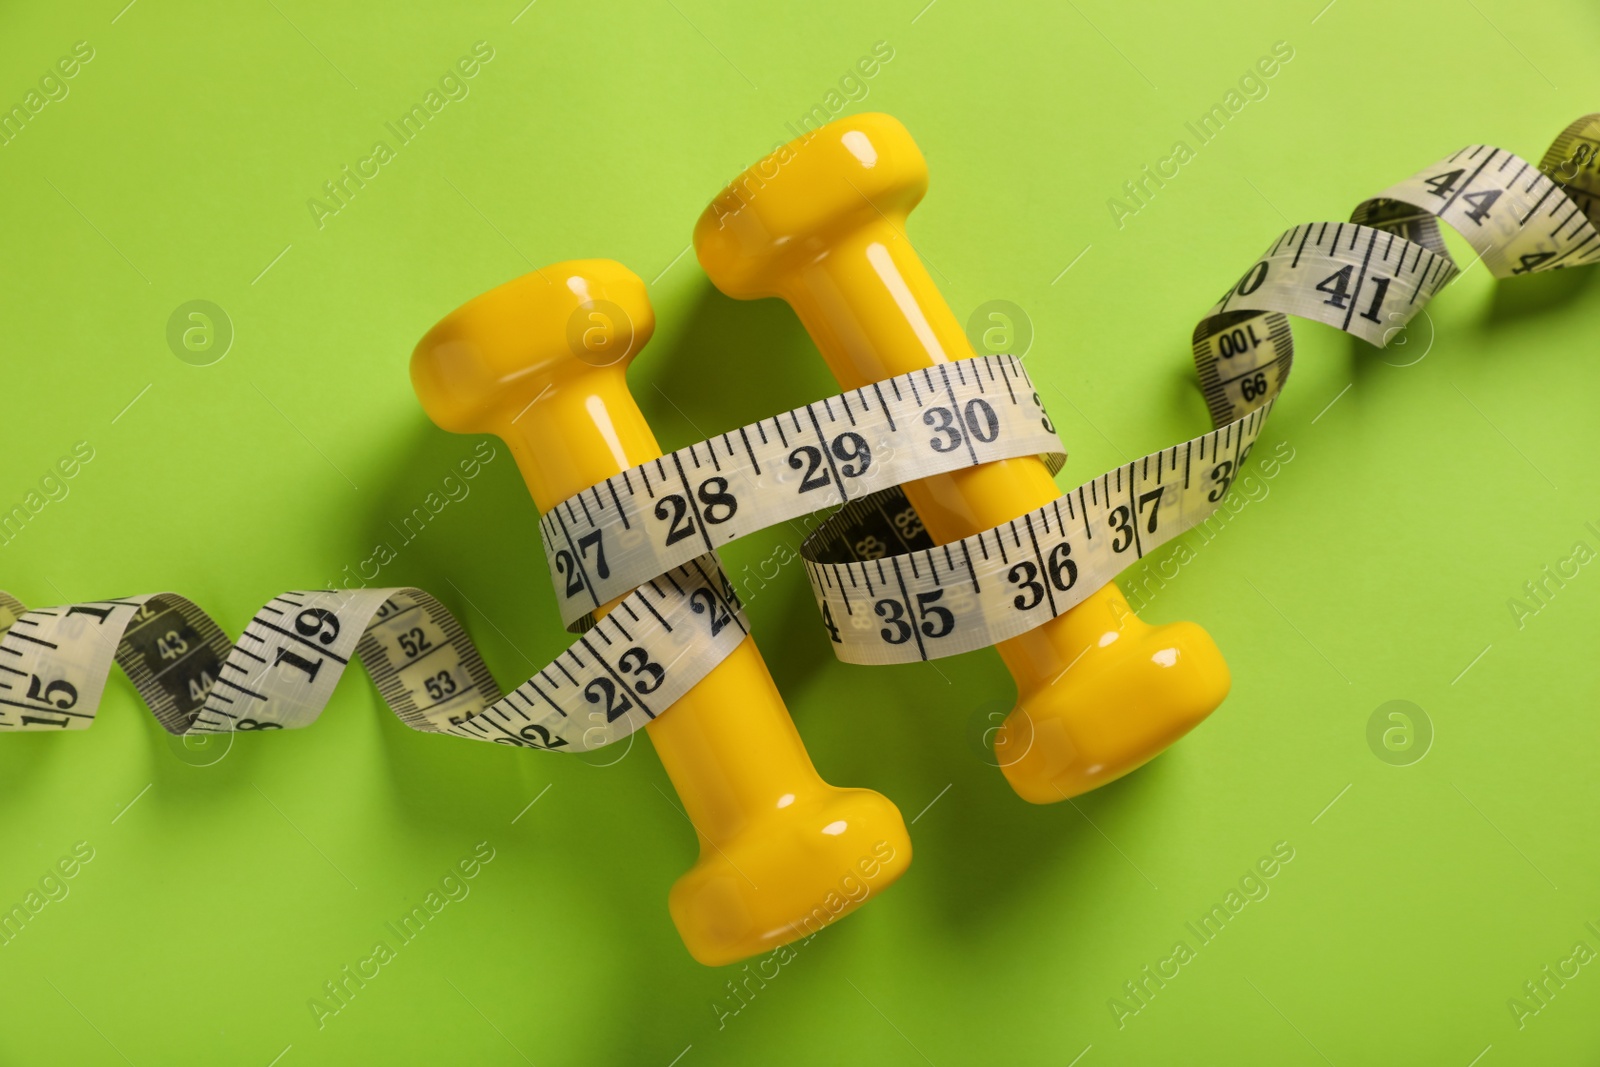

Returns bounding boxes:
[695,114,1232,803]
[411,260,910,964]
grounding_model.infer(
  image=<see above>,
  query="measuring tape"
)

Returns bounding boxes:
[539,354,1065,632]
[4,116,1596,748]
[0,559,745,752]
[798,117,1600,664]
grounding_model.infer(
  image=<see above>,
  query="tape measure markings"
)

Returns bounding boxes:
[1351,143,1600,278]
[798,120,1600,665]
[538,353,1065,631]
[438,558,749,750]
[0,556,747,751]
[1542,116,1600,225]
[801,404,1272,664]
[1194,219,1460,427]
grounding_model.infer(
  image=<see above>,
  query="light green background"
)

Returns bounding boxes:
[2,0,1598,1063]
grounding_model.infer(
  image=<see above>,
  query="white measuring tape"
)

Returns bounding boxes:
[539,354,1065,633]
[5,116,1596,748]
[0,560,744,752]
[797,120,1600,664]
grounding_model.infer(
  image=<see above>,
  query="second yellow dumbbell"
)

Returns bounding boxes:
[695,113,1232,803]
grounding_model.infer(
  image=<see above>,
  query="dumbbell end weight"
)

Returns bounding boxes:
[412,261,910,965]
[993,586,1231,803]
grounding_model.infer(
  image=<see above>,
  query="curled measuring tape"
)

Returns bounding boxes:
[4,115,1596,748]
[0,560,744,752]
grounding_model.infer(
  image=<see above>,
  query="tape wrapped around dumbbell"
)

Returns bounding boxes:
[2,115,1595,751]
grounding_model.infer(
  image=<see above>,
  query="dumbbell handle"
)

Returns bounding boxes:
[775,228,1129,666]
[496,374,824,841]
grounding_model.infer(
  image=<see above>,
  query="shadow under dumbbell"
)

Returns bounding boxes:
[354,417,689,963]
[893,664,1175,933]
[632,276,847,696]
[633,278,843,453]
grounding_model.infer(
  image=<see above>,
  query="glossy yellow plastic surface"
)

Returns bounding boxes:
[411,260,910,965]
[694,115,1232,803]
